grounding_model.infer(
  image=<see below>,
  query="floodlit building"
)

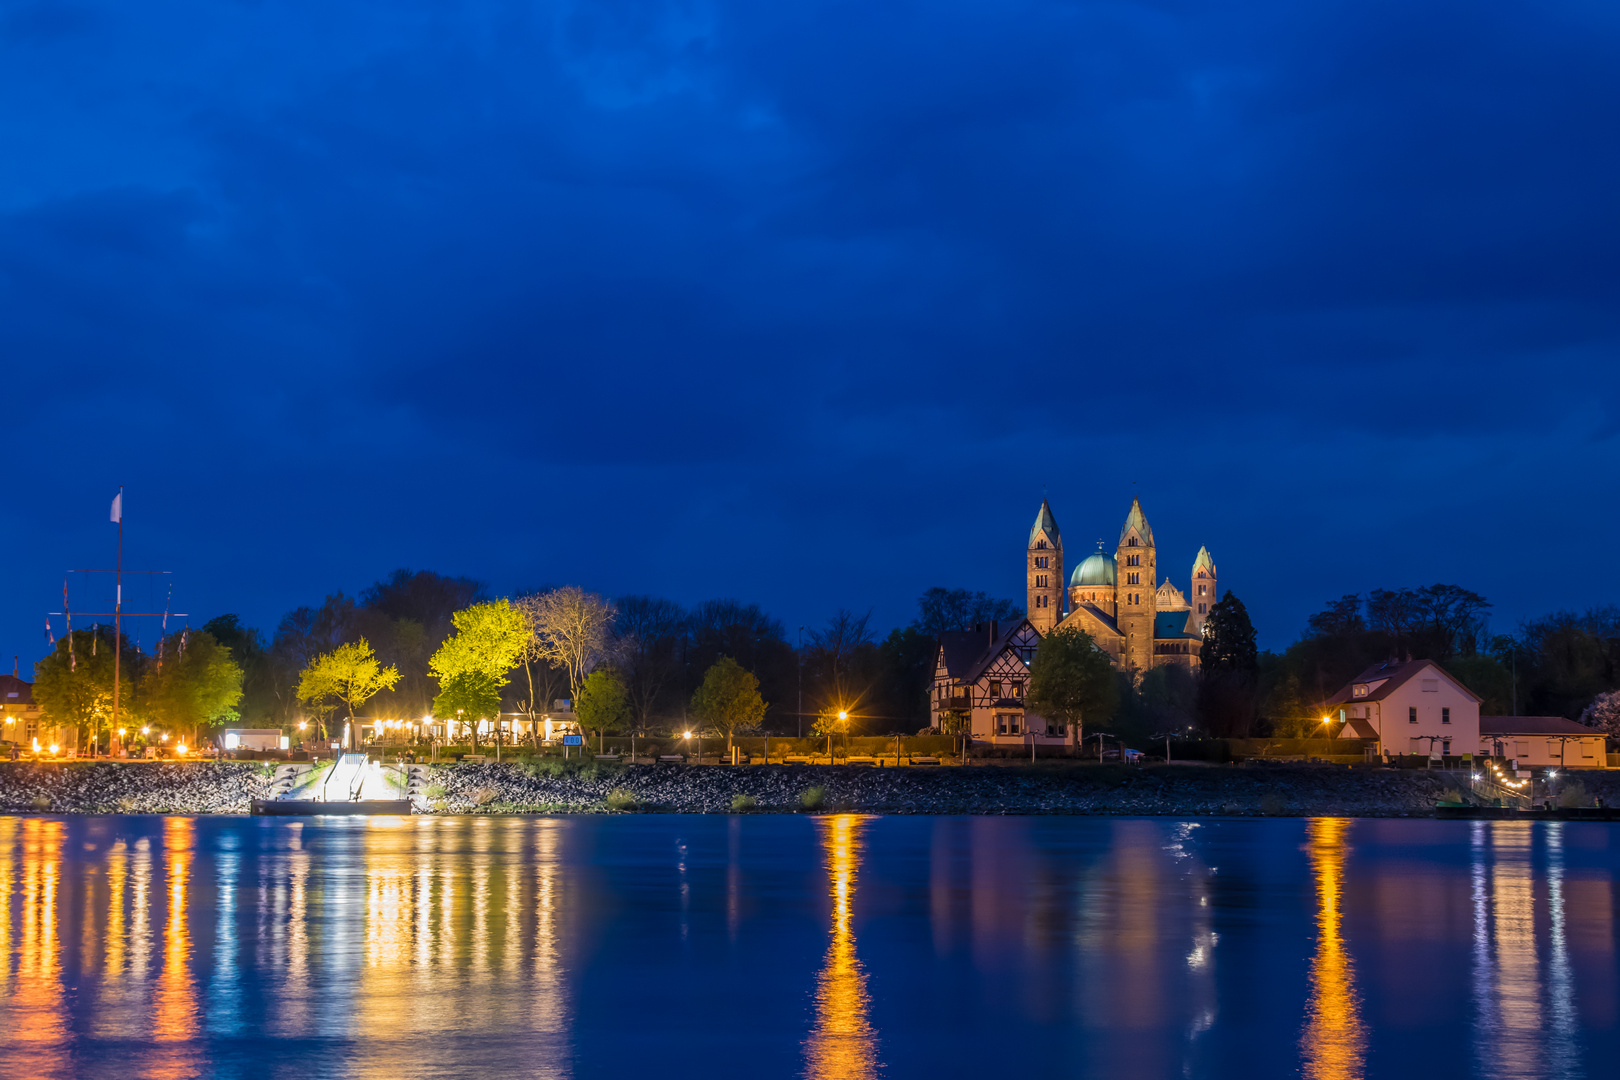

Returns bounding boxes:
[1028,497,1215,671]
[1479,716,1609,769]
[930,496,1219,745]
[1327,658,1481,758]
[0,672,44,746]
[930,618,1075,748]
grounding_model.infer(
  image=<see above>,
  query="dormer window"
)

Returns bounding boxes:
[1352,684,1368,698]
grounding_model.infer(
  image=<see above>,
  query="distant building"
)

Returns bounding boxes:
[1327,658,1481,758]
[0,672,44,746]
[930,495,1219,745]
[1028,497,1216,671]
[1480,716,1608,769]
[930,618,1073,748]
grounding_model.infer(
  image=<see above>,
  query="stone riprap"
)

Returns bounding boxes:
[434,761,1474,816]
[4,760,1617,816]
[0,762,273,814]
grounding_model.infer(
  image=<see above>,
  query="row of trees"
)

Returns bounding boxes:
[32,627,244,749]
[29,567,1035,749]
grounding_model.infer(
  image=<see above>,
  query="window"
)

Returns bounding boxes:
[1127,537,1137,547]
[1442,739,1451,755]
[1036,539,1047,550]
[1197,603,1205,614]
[1198,585,1206,596]
[988,680,1001,698]
[1353,684,1368,698]
[1421,679,1438,693]
[1409,707,1417,724]
[1442,708,1450,724]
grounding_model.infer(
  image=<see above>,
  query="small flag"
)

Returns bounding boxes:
[110,491,122,523]
[45,618,53,645]
[92,625,98,657]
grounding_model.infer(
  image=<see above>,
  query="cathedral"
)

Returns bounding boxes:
[1027,496,1217,671]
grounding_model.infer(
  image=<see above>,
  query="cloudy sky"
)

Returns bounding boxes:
[1,0,1616,663]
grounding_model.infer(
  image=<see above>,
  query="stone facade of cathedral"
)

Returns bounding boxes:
[1028,496,1217,672]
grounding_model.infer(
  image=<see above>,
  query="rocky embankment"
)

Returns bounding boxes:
[5,760,1619,816]
[0,762,272,814]
[433,761,1466,815]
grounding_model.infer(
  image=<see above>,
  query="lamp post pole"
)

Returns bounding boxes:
[797,626,804,740]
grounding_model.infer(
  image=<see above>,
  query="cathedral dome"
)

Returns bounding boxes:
[1070,550,1116,587]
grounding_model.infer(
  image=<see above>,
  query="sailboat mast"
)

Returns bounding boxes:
[113,486,123,751]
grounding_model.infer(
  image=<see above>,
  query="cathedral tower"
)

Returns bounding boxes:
[1190,546,1217,636]
[1027,499,1063,632]
[1114,497,1156,670]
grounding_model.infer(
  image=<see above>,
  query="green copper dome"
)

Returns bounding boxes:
[1070,549,1116,587]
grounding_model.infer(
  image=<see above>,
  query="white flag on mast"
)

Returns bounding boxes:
[110,491,122,523]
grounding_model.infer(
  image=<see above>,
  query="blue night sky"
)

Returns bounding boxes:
[1,0,1617,665]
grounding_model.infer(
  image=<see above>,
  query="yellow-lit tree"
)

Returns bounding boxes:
[429,600,530,749]
[298,639,400,748]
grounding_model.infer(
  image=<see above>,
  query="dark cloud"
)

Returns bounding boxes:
[1,0,1617,662]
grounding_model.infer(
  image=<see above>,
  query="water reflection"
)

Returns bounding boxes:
[1471,821,1585,1080]
[804,814,878,1080]
[0,815,1615,1080]
[1300,818,1366,1080]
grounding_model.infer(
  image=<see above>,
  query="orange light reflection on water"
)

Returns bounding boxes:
[804,814,879,1080]
[1300,818,1367,1080]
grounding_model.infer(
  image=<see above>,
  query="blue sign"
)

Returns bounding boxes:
[562,735,583,746]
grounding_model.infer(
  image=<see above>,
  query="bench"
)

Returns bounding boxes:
[910,756,941,765]
[784,755,813,765]
[595,754,620,761]
[462,754,488,764]
[658,755,686,764]
[845,756,878,767]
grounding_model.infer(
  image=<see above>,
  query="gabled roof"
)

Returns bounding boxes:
[0,675,33,705]
[1067,603,1121,638]
[1154,610,1198,639]
[1193,546,1216,576]
[1029,499,1061,547]
[1481,716,1599,736]
[1118,497,1153,547]
[962,619,1039,684]
[1325,659,1483,706]
[937,629,991,680]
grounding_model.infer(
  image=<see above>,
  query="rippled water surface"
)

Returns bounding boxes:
[0,814,1615,1079]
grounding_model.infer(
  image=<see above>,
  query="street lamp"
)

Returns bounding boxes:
[683,730,693,761]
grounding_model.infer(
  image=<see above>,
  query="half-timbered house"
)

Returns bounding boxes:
[929,619,1078,748]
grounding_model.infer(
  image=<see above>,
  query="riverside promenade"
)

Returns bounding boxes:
[7,759,1609,816]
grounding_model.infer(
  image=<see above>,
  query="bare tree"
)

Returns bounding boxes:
[615,594,686,732]
[518,588,620,702]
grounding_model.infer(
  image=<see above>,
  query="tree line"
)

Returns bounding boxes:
[29,569,1029,750]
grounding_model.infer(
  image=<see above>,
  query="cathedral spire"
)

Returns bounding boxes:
[1029,498,1061,548]
[1118,496,1154,547]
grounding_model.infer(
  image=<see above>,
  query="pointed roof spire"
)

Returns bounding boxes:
[1118,496,1154,547]
[1029,498,1061,547]
[1193,546,1216,575]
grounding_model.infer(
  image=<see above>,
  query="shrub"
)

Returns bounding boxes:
[425,783,448,799]
[801,785,826,810]
[470,786,498,806]
[605,788,638,811]
[731,793,758,812]
[1557,781,1590,809]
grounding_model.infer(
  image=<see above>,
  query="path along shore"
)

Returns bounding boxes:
[5,759,1617,816]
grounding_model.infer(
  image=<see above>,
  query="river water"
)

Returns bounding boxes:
[0,814,1614,1079]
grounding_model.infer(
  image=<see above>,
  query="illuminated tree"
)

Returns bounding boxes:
[298,639,400,746]
[428,599,530,749]
[518,588,619,701]
[32,629,132,751]
[691,656,766,754]
[141,631,245,744]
